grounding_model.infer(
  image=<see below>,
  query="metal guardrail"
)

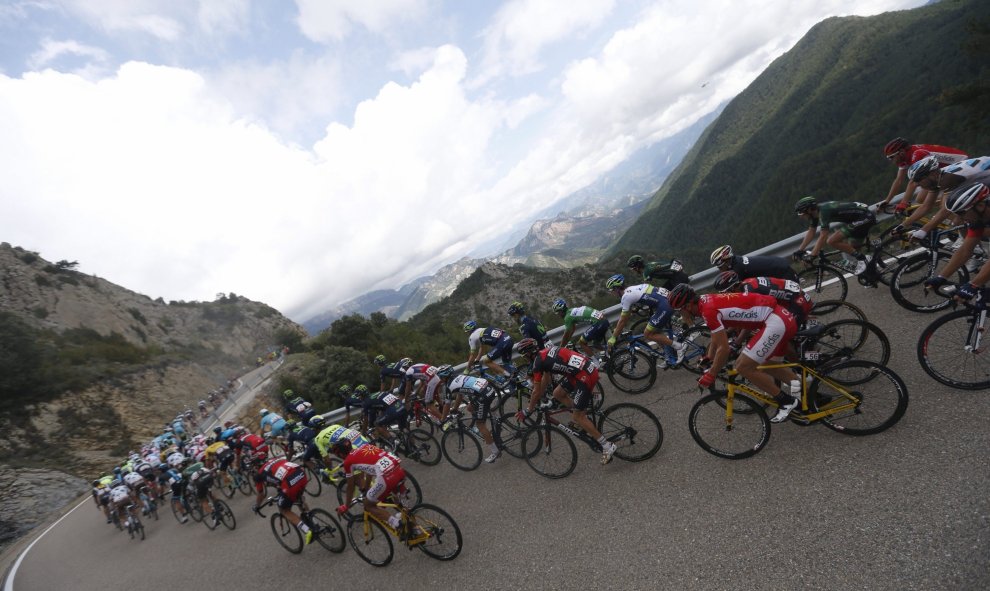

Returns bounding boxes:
[314,197,900,426]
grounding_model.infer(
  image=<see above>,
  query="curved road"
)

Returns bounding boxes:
[4,289,989,591]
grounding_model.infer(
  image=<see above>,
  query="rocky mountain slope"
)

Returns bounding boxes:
[0,242,305,476]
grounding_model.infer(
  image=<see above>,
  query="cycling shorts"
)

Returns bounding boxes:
[645,300,675,333]
[466,388,498,420]
[374,407,408,431]
[836,212,877,243]
[365,466,406,503]
[742,309,797,364]
[486,335,515,364]
[558,368,600,411]
[579,318,610,345]
[269,419,287,437]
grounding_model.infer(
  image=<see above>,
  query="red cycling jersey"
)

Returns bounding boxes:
[739,277,813,321]
[698,293,778,334]
[895,144,967,170]
[254,458,307,502]
[341,445,405,502]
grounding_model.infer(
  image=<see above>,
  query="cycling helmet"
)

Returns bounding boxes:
[908,155,940,182]
[793,196,817,214]
[463,320,478,333]
[605,274,625,291]
[260,408,269,417]
[212,426,222,435]
[354,385,369,397]
[92,479,100,487]
[224,420,234,428]
[626,255,645,270]
[516,337,540,356]
[507,301,525,315]
[710,245,733,266]
[713,270,741,292]
[883,137,909,158]
[284,420,297,431]
[308,415,325,428]
[282,389,294,399]
[946,183,989,214]
[668,284,698,310]
[551,298,567,317]
[338,384,352,396]
[398,357,413,369]
[435,364,455,379]
[205,437,215,445]
[373,354,387,367]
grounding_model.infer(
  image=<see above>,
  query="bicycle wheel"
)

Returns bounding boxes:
[497,411,538,459]
[688,391,771,459]
[811,359,909,435]
[918,309,990,390]
[304,465,323,497]
[170,499,188,524]
[270,440,287,458]
[606,347,656,394]
[213,499,235,530]
[814,319,891,368]
[797,265,847,302]
[596,403,663,462]
[271,513,303,554]
[496,388,532,416]
[398,470,423,508]
[218,474,236,499]
[308,508,346,553]
[890,251,968,313]
[411,503,463,561]
[135,519,145,541]
[347,516,393,566]
[186,499,203,522]
[679,325,712,375]
[203,505,219,530]
[522,424,577,479]
[405,429,442,466]
[807,299,867,326]
[440,427,482,471]
[411,411,437,436]
[872,232,919,286]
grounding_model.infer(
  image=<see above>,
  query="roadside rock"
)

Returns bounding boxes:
[0,464,87,555]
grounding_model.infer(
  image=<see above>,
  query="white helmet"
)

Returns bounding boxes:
[260,408,269,417]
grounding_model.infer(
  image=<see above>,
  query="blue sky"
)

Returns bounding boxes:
[0,0,923,322]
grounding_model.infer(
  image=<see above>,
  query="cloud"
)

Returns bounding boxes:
[28,38,111,72]
[294,0,428,43]
[473,0,616,85]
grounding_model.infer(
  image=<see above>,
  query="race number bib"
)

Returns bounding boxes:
[376,456,396,472]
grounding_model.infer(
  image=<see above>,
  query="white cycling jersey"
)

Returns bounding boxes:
[110,485,131,504]
[123,471,144,488]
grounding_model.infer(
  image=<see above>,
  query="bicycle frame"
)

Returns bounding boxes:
[354,499,430,546]
[719,364,861,424]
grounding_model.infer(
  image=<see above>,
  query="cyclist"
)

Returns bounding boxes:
[122,465,153,515]
[713,271,814,326]
[361,387,408,448]
[162,456,191,523]
[108,475,139,529]
[792,196,877,275]
[374,355,410,393]
[463,320,514,382]
[626,254,691,290]
[283,390,318,426]
[251,457,314,545]
[514,338,618,464]
[508,301,548,348]
[259,408,287,437]
[332,439,409,532]
[604,274,686,368]
[668,284,801,423]
[203,437,234,488]
[403,363,444,416]
[198,400,208,418]
[182,457,223,527]
[879,137,967,211]
[91,477,113,523]
[436,364,501,464]
[337,384,368,425]
[923,183,990,301]
[904,156,990,245]
[552,298,611,358]
[711,244,798,282]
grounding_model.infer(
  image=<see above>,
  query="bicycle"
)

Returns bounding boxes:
[138,487,159,521]
[341,495,462,566]
[439,409,506,471]
[805,299,867,326]
[797,251,849,302]
[371,423,442,466]
[256,496,347,554]
[170,485,203,523]
[520,399,664,479]
[688,355,909,460]
[218,462,254,498]
[202,498,236,531]
[335,469,423,521]
[889,225,973,313]
[917,285,990,390]
[122,504,145,541]
[606,327,711,394]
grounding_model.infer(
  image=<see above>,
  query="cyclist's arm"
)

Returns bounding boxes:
[969,257,990,287]
[903,190,941,227]
[810,226,829,257]
[610,312,630,343]
[918,203,953,234]
[936,233,982,281]
[883,168,908,204]
[706,329,731,376]
[795,226,816,253]
[559,326,574,348]
[525,372,551,414]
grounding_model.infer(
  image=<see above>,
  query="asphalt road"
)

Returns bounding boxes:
[4,288,989,591]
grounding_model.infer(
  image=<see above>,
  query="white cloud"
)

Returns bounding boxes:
[473,0,616,85]
[57,0,185,40]
[294,0,428,43]
[28,38,110,72]
[197,0,250,36]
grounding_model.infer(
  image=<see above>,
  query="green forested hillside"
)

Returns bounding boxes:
[611,0,987,269]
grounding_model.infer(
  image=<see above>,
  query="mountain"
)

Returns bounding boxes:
[303,109,721,332]
[0,242,305,474]
[611,0,986,269]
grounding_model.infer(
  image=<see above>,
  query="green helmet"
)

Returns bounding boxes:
[354,385,369,397]
[463,320,478,333]
[626,255,645,270]
[338,384,351,396]
[373,354,387,367]
[794,196,817,214]
[507,301,525,315]
[281,389,294,399]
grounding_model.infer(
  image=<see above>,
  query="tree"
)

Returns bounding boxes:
[54,260,79,272]
[326,314,377,351]
[370,311,388,329]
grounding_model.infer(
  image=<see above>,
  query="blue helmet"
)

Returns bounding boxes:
[605,274,625,291]
[463,320,478,333]
[551,298,567,316]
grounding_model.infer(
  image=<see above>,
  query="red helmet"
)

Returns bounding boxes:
[883,137,909,158]
[668,284,698,310]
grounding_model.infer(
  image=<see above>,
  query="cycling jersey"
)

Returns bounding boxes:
[405,363,443,403]
[562,306,610,344]
[726,254,798,282]
[530,346,600,411]
[446,374,498,419]
[379,362,407,388]
[642,259,691,289]
[109,484,131,505]
[739,277,813,323]
[260,412,287,437]
[314,424,371,457]
[255,458,307,508]
[517,315,548,347]
[468,327,514,363]
[341,445,405,503]
[122,471,145,490]
[362,391,408,429]
[618,284,675,332]
[697,292,797,362]
[941,158,990,190]
[894,144,967,169]
[239,433,269,462]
